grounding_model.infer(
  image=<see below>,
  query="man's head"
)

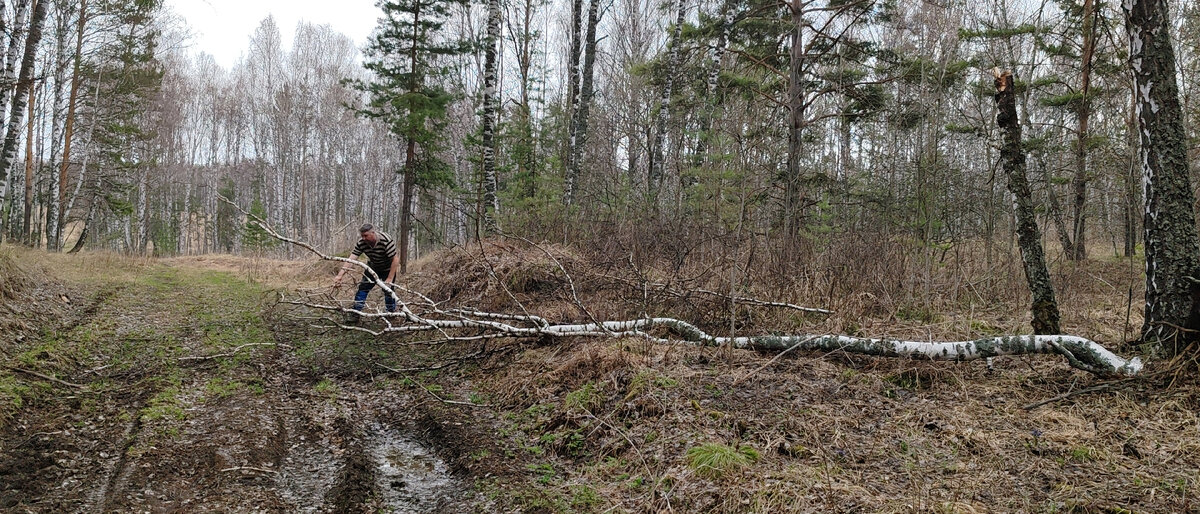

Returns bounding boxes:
[359,223,377,243]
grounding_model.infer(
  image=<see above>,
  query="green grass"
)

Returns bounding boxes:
[141,386,186,423]
[203,378,244,400]
[2,256,281,431]
[569,484,600,510]
[686,442,760,479]
[565,382,603,412]
[314,378,339,397]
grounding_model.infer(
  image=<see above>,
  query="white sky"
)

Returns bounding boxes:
[165,0,382,69]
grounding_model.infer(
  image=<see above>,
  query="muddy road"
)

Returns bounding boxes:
[1,260,488,512]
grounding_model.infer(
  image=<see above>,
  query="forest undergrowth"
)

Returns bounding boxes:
[1,238,1197,512]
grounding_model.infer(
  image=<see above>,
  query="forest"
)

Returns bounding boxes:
[2,0,1200,511]
[0,0,1177,266]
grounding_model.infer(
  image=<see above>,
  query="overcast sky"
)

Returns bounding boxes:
[165,0,381,69]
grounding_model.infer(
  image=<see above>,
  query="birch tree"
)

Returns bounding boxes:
[564,0,600,205]
[1124,0,1200,355]
[647,0,685,201]
[479,0,501,232]
[0,0,47,235]
[995,69,1061,335]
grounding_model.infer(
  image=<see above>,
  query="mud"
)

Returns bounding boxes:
[0,260,480,513]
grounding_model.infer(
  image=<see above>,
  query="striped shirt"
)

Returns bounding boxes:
[351,231,398,270]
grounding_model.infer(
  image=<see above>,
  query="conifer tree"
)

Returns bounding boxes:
[350,0,470,273]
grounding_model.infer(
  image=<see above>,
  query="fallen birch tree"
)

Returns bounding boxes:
[227,199,1144,378]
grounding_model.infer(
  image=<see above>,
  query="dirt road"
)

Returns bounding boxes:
[1,259,479,512]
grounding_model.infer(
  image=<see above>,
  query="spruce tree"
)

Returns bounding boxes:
[349,0,470,273]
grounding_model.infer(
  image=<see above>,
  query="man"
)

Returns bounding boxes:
[333,224,399,321]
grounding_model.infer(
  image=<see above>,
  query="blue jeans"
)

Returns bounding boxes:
[353,268,396,312]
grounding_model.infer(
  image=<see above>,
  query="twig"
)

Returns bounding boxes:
[695,288,833,315]
[500,232,612,335]
[372,349,486,372]
[220,466,278,474]
[178,343,291,362]
[7,366,85,389]
[732,336,818,386]
[375,362,491,408]
[1021,378,1134,411]
[599,272,833,315]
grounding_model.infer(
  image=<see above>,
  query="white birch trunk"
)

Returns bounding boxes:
[480,0,501,232]
[692,0,732,167]
[136,168,148,253]
[648,0,685,198]
[0,0,39,231]
[45,4,72,251]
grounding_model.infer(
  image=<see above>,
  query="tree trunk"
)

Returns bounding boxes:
[1035,153,1074,258]
[67,173,100,254]
[1124,0,1200,355]
[515,0,536,198]
[1069,0,1098,261]
[480,0,500,232]
[545,319,1142,377]
[136,167,148,253]
[0,0,48,236]
[56,0,84,246]
[21,80,34,245]
[0,0,33,233]
[994,70,1061,335]
[563,0,583,201]
[45,0,75,251]
[783,0,806,241]
[565,0,600,206]
[63,72,99,226]
[692,0,732,169]
[648,0,685,200]
[400,139,416,274]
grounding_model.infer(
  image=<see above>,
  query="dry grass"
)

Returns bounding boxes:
[0,239,1177,512]
[387,237,1183,512]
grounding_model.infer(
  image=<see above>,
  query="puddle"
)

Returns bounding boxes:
[367,422,460,512]
[276,434,339,513]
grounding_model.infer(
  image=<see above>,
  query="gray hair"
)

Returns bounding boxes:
[359,223,374,234]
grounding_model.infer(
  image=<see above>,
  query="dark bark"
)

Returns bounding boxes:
[1069,0,1098,261]
[46,0,76,251]
[563,0,583,195]
[1035,153,1074,258]
[783,0,805,241]
[21,80,33,245]
[0,0,32,234]
[400,139,416,274]
[1124,0,1200,354]
[1123,88,1140,258]
[565,0,599,205]
[994,70,1061,335]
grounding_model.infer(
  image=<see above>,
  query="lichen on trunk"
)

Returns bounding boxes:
[993,70,1061,335]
